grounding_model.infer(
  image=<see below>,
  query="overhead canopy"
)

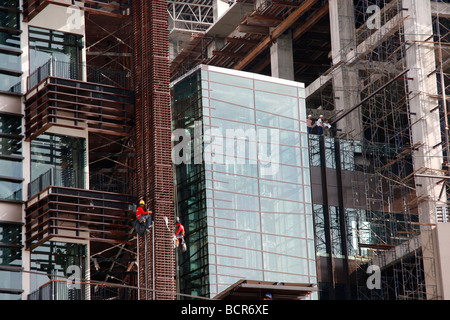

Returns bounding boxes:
[213,280,318,300]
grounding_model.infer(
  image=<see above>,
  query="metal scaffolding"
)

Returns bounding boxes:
[324,0,443,300]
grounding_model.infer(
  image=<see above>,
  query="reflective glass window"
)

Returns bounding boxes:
[0,158,21,177]
[0,50,20,71]
[263,234,307,257]
[255,80,297,96]
[213,209,260,232]
[0,180,21,200]
[216,244,262,269]
[209,71,253,89]
[259,179,303,202]
[255,91,298,119]
[30,134,86,194]
[0,9,19,29]
[209,100,255,124]
[0,30,20,48]
[0,223,22,298]
[209,82,254,108]
[256,110,299,130]
[261,212,306,237]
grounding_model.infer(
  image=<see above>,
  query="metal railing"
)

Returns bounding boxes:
[28,167,87,199]
[27,58,131,91]
[435,206,450,223]
[28,280,138,300]
[28,168,132,199]
[23,0,130,21]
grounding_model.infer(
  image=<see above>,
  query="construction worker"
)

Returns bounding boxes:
[175,218,185,239]
[317,115,324,135]
[174,218,186,251]
[136,200,152,231]
[307,115,313,134]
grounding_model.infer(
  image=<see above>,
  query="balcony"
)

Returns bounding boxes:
[22,0,130,22]
[25,180,135,250]
[24,59,133,142]
[28,280,138,300]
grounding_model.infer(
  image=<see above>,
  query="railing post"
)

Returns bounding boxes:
[443,207,447,223]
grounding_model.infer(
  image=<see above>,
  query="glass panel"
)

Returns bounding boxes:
[30,242,87,294]
[255,80,297,96]
[0,269,21,290]
[263,253,308,275]
[213,190,260,211]
[30,134,86,189]
[216,265,263,282]
[0,223,21,266]
[0,9,19,29]
[263,234,307,257]
[211,163,258,177]
[213,209,260,232]
[264,271,309,283]
[0,158,21,177]
[29,26,83,74]
[0,223,21,245]
[0,137,21,156]
[259,179,303,202]
[276,145,301,166]
[0,30,20,48]
[256,110,299,130]
[0,0,20,9]
[261,212,306,237]
[0,73,20,92]
[209,82,254,108]
[215,244,262,269]
[0,292,21,300]
[210,100,254,124]
[215,228,261,250]
[255,91,298,119]
[0,180,21,200]
[0,114,22,134]
[0,50,20,71]
[212,171,259,195]
[209,71,253,89]
[260,197,304,213]
[260,163,303,184]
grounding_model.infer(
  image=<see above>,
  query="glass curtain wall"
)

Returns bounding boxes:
[172,65,316,299]
[172,68,209,297]
[0,0,21,92]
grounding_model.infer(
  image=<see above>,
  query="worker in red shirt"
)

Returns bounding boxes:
[174,218,186,251]
[175,219,185,238]
[136,200,152,231]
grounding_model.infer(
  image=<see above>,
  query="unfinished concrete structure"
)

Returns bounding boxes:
[2,0,450,301]
[170,0,450,300]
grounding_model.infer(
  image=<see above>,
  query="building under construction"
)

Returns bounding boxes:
[1,0,450,301]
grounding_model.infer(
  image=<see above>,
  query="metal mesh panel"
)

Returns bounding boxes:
[132,0,175,300]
